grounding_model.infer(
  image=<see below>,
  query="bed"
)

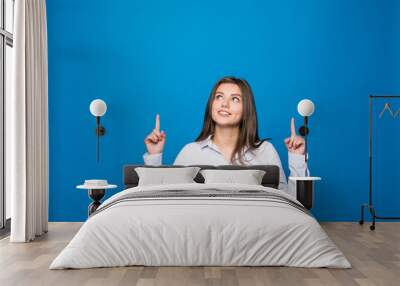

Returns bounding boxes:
[49,165,351,269]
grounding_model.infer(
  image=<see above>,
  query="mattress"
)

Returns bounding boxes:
[50,183,351,269]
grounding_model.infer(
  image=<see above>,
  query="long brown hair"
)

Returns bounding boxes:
[195,76,266,165]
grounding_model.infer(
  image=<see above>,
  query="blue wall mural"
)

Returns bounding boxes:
[47,0,400,222]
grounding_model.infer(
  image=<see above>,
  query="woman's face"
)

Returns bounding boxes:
[211,83,243,127]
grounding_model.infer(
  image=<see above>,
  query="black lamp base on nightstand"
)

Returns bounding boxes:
[88,189,105,216]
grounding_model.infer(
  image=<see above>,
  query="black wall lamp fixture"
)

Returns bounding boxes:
[289,98,320,211]
[297,98,315,175]
[89,99,107,162]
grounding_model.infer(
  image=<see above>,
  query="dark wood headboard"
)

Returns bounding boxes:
[123,165,280,189]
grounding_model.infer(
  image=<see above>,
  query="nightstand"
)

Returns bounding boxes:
[77,180,117,216]
[289,176,321,210]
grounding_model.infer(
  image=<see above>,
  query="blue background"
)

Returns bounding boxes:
[47,0,400,222]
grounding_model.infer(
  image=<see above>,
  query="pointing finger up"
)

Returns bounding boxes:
[290,117,296,137]
[289,117,297,147]
[155,114,160,131]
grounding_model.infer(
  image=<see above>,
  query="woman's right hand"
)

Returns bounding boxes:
[144,114,166,154]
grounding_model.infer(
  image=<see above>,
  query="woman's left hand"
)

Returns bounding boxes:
[284,118,305,155]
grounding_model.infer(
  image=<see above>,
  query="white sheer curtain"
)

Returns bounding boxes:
[7,0,48,242]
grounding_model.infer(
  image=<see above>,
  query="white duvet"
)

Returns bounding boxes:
[50,183,351,269]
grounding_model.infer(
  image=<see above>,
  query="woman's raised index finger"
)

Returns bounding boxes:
[155,114,160,131]
[290,117,296,137]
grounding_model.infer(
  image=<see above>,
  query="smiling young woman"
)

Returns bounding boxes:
[195,77,262,164]
[143,76,308,197]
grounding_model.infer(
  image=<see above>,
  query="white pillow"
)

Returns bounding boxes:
[135,167,201,186]
[200,169,266,185]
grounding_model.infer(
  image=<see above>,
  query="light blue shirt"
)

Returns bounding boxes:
[143,135,309,197]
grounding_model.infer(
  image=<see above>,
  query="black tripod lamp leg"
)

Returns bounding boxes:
[370,208,376,230]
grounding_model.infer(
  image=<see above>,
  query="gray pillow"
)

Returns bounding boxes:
[135,167,201,186]
[200,169,266,185]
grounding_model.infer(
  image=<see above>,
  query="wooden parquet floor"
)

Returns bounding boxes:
[0,222,399,286]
